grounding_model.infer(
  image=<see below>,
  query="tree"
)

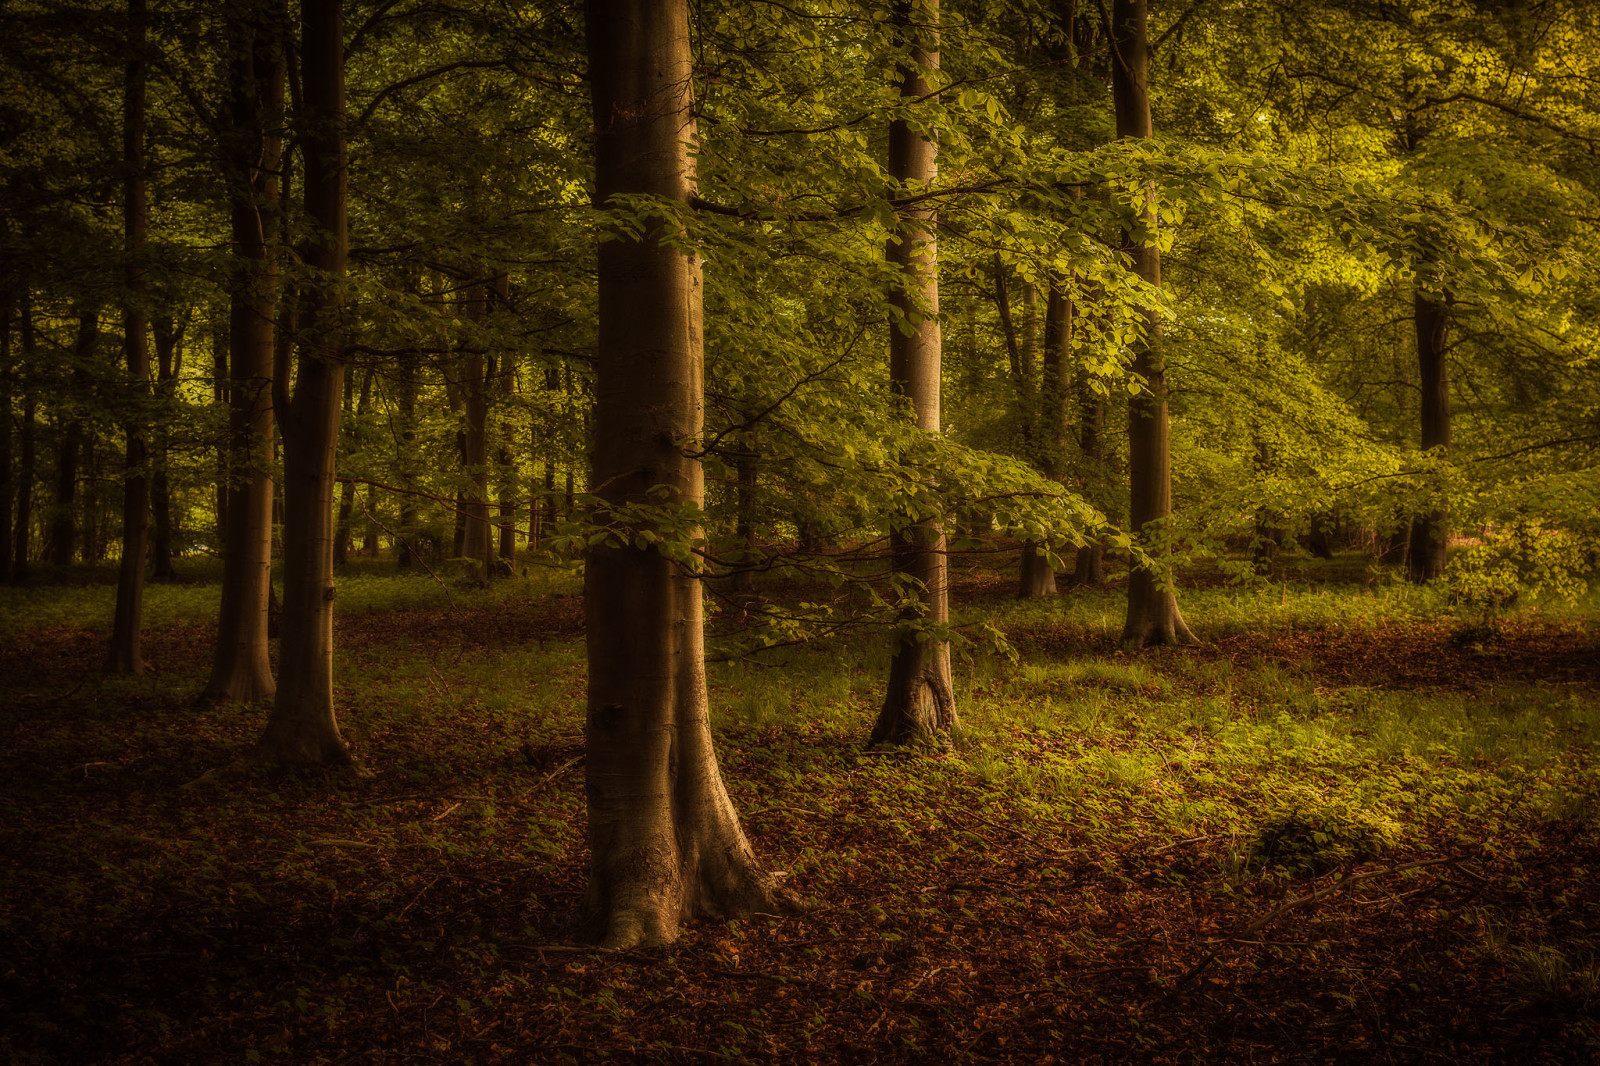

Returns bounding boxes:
[0,297,12,584]
[148,313,180,581]
[108,0,150,675]
[1113,0,1195,648]
[203,0,284,707]
[870,0,959,747]
[582,0,781,947]
[1020,278,1074,599]
[256,0,350,766]
[12,294,37,582]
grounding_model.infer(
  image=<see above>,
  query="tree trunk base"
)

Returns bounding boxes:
[1406,514,1447,584]
[252,719,351,768]
[1017,543,1057,599]
[585,842,785,950]
[1071,544,1106,587]
[870,641,957,748]
[1121,574,1198,649]
[199,668,276,708]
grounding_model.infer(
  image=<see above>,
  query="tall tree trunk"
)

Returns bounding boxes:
[333,366,355,565]
[14,296,36,581]
[50,311,97,569]
[871,0,956,747]
[583,0,780,948]
[256,0,350,765]
[362,484,378,555]
[1408,288,1450,583]
[149,316,179,580]
[109,0,152,674]
[203,1,283,706]
[1019,280,1073,599]
[496,443,515,565]
[395,346,419,567]
[210,309,229,547]
[83,437,103,565]
[1114,0,1194,648]
[1072,365,1107,586]
[0,297,13,584]
[332,365,371,567]
[490,274,515,567]
[994,253,1024,385]
[459,284,491,579]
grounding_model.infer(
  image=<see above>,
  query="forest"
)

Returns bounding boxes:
[2,0,1599,1060]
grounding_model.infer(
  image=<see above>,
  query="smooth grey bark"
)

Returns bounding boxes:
[395,344,420,567]
[256,0,349,765]
[1114,0,1194,648]
[583,0,780,948]
[204,2,283,706]
[871,0,957,746]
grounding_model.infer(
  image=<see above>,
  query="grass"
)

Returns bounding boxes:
[1,551,1598,1062]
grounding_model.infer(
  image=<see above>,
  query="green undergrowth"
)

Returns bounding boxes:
[0,563,582,637]
[2,557,1598,1061]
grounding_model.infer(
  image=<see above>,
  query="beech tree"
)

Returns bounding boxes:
[256,0,349,765]
[870,0,958,747]
[582,0,781,947]
[204,0,284,707]
[1113,0,1195,648]
[107,0,150,674]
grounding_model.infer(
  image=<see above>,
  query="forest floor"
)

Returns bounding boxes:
[3,554,1600,1064]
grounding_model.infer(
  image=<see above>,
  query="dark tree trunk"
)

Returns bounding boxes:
[211,310,229,548]
[256,0,349,765]
[82,437,103,566]
[1252,438,1283,578]
[0,298,13,584]
[545,459,558,532]
[1113,0,1194,648]
[13,296,36,581]
[496,443,515,565]
[583,0,780,948]
[871,0,956,747]
[109,0,152,674]
[994,253,1024,386]
[1018,543,1057,598]
[1019,280,1074,599]
[333,365,370,568]
[204,1,283,706]
[460,284,491,580]
[50,312,98,570]
[491,274,514,567]
[333,367,355,566]
[1408,288,1450,583]
[362,484,377,555]
[149,316,180,580]
[395,346,419,567]
[1072,366,1106,585]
